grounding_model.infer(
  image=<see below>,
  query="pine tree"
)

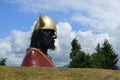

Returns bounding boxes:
[91,39,119,70]
[70,38,81,59]
[91,43,105,68]
[101,39,119,70]
[69,38,91,68]
[69,51,91,68]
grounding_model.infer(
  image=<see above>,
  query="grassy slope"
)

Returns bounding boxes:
[0,66,120,80]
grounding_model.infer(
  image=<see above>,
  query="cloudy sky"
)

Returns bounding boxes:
[0,0,120,67]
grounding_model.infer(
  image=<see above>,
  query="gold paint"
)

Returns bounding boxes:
[34,15,56,32]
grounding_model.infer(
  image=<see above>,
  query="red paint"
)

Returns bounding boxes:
[21,48,55,67]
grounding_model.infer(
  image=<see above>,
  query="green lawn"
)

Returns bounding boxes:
[0,66,120,80]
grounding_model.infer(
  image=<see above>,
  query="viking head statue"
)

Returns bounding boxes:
[30,15,57,55]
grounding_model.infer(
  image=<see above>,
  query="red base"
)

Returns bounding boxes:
[21,48,55,67]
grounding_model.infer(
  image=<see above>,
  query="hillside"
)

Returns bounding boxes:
[0,66,120,80]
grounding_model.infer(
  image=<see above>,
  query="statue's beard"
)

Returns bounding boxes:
[41,36,56,50]
[49,39,56,50]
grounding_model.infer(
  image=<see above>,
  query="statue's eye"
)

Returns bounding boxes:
[48,31,57,39]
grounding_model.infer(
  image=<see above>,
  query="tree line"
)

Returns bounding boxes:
[69,38,119,70]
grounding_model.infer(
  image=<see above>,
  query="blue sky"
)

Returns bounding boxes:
[0,0,91,38]
[0,0,120,67]
[0,1,36,38]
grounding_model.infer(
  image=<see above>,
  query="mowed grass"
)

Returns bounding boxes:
[0,66,120,80]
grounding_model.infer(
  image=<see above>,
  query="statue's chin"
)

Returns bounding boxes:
[49,44,56,50]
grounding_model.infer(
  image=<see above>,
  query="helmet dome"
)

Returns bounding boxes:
[34,16,56,32]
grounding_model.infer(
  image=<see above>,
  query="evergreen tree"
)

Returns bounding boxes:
[0,58,7,66]
[69,51,91,68]
[69,38,91,68]
[101,39,118,70]
[91,39,119,70]
[91,43,105,68]
[70,38,81,59]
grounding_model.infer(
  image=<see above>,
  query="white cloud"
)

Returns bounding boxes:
[71,0,120,33]
[76,31,110,54]
[0,30,31,66]
[0,37,11,58]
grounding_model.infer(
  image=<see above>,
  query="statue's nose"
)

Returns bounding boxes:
[52,34,57,39]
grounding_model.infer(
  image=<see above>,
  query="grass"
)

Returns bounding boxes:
[0,66,120,80]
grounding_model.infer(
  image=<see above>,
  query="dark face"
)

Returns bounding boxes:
[40,30,57,50]
[30,29,57,55]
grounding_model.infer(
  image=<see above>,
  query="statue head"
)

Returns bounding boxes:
[30,15,57,55]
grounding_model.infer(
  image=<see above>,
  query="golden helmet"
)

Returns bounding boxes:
[34,15,56,32]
